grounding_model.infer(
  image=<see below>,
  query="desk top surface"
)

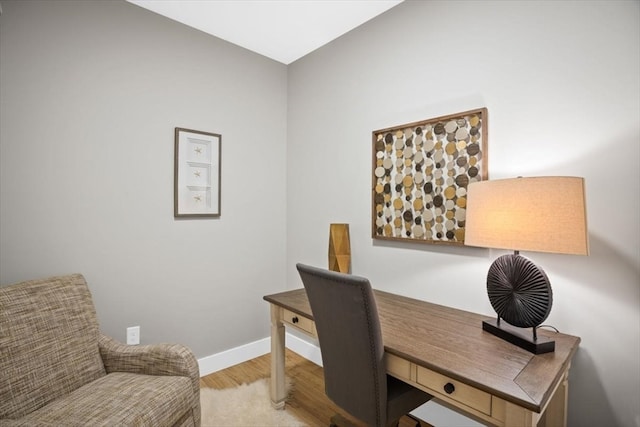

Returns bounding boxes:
[264,288,580,413]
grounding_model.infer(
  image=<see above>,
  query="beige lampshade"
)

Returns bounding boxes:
[464,176,589,255]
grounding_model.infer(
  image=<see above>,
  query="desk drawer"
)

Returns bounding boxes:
[386,353,412,381]
[283,309,315,335]
[416,366,491,415]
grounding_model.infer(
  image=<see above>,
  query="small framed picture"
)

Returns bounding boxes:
[174,128,221,217]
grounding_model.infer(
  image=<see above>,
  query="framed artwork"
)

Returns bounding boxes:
[371,108,488,245]
[174,127,221,218]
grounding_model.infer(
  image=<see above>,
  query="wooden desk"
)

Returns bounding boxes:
[264,288,580,427]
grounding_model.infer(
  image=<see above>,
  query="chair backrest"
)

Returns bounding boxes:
[0,274,106,419]
[296,263,387,426]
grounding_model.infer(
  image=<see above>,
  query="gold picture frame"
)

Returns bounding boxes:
[372,108,488,245]
[174,127,221,218]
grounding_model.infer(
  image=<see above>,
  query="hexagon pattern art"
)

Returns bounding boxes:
[372,108,488,245]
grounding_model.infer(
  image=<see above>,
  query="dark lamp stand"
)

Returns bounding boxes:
[483,252,555,354]
[482,318,555,354]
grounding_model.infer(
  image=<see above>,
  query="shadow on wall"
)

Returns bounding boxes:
[511,126,639,426]
[523,126,639,275]
[550,233,639,309]
[544,232,639,427]
[569,348,617,426]
[372,234,490,259]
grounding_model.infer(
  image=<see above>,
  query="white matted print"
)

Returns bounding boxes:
[174,128,221,217]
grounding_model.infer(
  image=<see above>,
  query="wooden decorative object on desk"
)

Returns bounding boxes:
[329,224,351,273]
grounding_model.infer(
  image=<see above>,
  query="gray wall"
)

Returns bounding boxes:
[0,0,288,358]
[286,1,639,426]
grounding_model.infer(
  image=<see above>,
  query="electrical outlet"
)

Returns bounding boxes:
[126,326,140,345]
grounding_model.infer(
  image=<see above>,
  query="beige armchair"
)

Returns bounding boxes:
[0,274,201,427]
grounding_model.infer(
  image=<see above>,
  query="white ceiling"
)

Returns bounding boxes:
[127,0,403,64]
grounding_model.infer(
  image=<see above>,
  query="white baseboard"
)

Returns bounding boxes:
[283,329,323,366]
[198,332,322,377]
[198,337,271,377]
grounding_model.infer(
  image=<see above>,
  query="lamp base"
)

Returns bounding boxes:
[482,319,555,354]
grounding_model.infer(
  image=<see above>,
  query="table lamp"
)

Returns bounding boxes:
[464,176,588,354]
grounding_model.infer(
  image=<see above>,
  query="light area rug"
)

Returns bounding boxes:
[200,378,307,426]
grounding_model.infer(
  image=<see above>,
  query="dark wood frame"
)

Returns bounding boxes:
[371,108,488,245]
[174,127,222,218]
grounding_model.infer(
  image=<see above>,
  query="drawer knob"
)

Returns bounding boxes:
[292,316,299,324]
[444,382,455,394]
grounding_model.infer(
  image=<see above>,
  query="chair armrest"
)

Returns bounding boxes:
[98,333,200,394]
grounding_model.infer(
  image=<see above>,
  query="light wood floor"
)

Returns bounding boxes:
[200,349,432,427]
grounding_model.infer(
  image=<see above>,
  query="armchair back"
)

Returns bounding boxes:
[0,274,106,419]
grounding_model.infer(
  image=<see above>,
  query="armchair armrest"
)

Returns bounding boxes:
[98,333,200,395]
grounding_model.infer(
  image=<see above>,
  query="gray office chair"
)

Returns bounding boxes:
[296,263,432,427]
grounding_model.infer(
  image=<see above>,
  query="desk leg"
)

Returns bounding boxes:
[504,367,569,427]
[504,404,537,427]
[538,369,569,427]
[270,304,286,409]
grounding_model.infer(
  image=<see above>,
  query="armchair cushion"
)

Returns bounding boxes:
[10,373,194,427]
